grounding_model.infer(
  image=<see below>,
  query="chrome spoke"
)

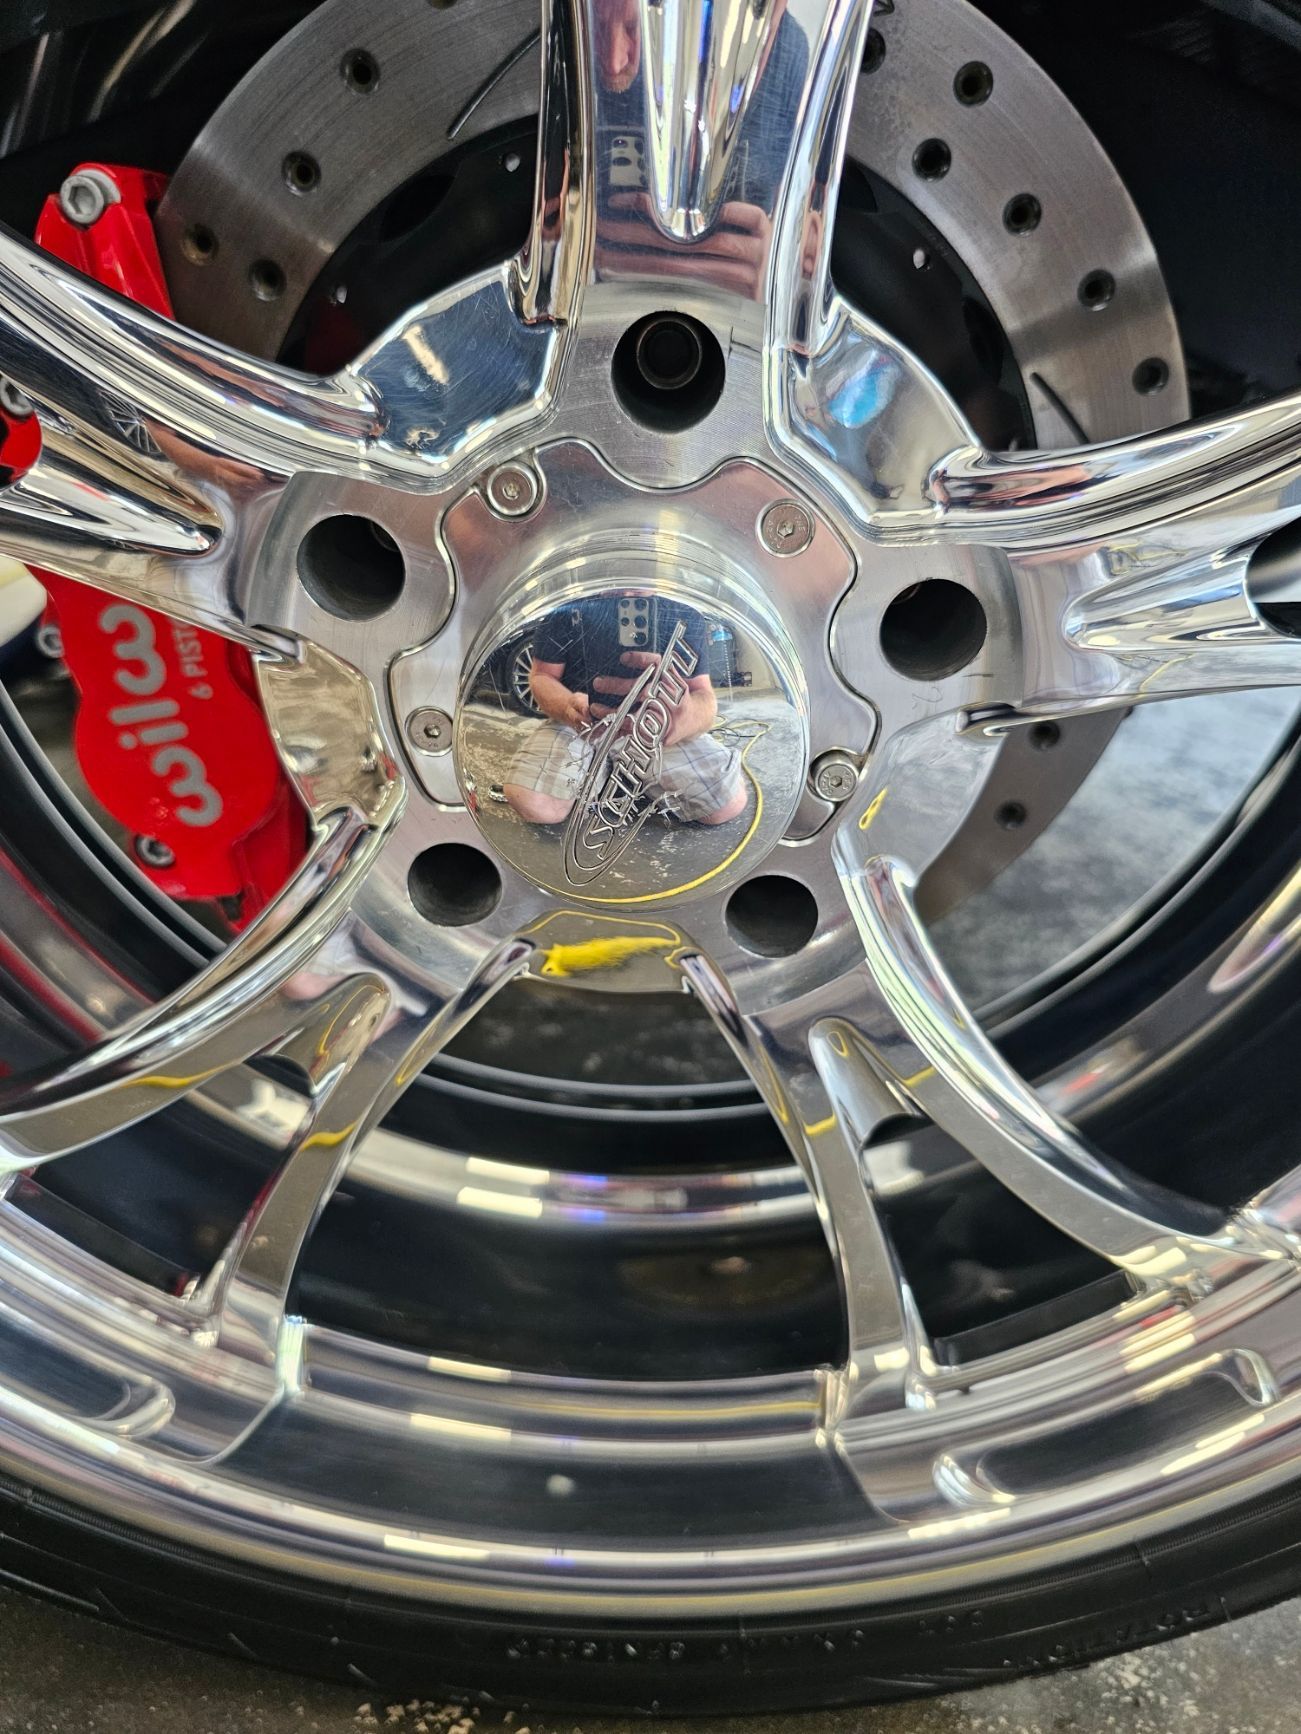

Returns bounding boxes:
[930,390,1301,722]
[683,953,923,1427]
[522,0,875,320]
[197,926,533,1379]
[837,850,1283,1289]
[0,645,400,1167]
[0,222,380,640]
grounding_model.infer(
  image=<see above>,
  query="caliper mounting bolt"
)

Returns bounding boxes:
[58,168,121,228]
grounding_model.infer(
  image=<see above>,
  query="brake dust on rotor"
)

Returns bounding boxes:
[0,163,306,926]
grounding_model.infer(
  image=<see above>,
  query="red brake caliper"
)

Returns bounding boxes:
[0,163,306,927]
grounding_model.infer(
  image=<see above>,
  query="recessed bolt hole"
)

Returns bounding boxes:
[134,834,175,870]
[297,514,405,620]
[612,311,725,431]
[283,151,321,194]
[1079,269,1116,310]
[1133,356,1170,395]
[862,28,886,72]
[248,258,286,301]
[181,223,217,265]
[913,138,952,181]
[341,49,380,93]
[954,60,993,104]
[409,843,502,927]
[1003,192,1042,234]
[880,579,988,681]
[726,875,819,958]
[995,801,1028,830]
[1029,720,1061,751]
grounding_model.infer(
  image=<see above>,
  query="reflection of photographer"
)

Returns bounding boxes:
[503,595,746,827]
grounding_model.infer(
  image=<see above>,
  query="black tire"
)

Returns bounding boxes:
[3,1465,1301,1713]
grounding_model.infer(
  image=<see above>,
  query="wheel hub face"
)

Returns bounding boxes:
[456,570,807,906]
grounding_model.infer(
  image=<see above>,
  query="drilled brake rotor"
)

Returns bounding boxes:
[155,0,1188,924]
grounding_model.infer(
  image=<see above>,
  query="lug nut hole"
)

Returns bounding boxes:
[726,875,819,958]
[612,312,725,431]
[880,579,988,681]
[409,843,502,927]
[297,514,405,620]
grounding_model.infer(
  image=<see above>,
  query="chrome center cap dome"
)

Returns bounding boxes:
[455,571,808,907]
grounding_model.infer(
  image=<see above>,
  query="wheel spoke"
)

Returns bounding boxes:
[522,0,875,319]
[196,925,533,1378]
[0,222,380,641]
[683,953,924,1427]
[838,850,1280,1287]
[930,389,1301,721]
[0,646,400,1166]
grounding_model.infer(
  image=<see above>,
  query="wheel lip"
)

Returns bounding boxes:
[0,1194,1299,1614]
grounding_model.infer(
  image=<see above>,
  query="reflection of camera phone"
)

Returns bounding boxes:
[617,596,655,650]
[607,132,646,193]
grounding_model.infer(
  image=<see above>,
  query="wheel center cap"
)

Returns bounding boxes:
[455,575,808,907]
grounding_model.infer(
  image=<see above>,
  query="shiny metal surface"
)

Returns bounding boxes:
[154,0,1184,910]
[4,0,1301,1635]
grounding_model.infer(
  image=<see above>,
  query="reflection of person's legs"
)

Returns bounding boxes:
[503,722,593,824]
[656,735,747,826]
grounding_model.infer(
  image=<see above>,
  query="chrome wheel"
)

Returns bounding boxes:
[3,0,1301,1710]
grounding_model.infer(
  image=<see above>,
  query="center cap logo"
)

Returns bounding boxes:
[562,619,696,885]
[454,578,807,914]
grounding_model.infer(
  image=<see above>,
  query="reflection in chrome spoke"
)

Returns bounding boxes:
[524,0,875,321]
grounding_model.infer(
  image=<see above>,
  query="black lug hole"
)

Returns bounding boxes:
[181,223,217,265]
[862,27,886,72]
[880,580,988,681]
[1003,192,1042,234]
[1029,721,1061,751]
[954,60,993,104]
[248,258,286,301]
[612,312,725,431]
[283,151,321,195]
[1079,269,1116,310]
[912,138,952,181]
[297,514,405,620]
[409,844,502,928]
[726,876,819,958]
[1133,356,1170,395]
[341,49,380,93]
[996,801,1028,831]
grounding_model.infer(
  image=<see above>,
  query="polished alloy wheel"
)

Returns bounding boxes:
[3,0,1301,1713]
